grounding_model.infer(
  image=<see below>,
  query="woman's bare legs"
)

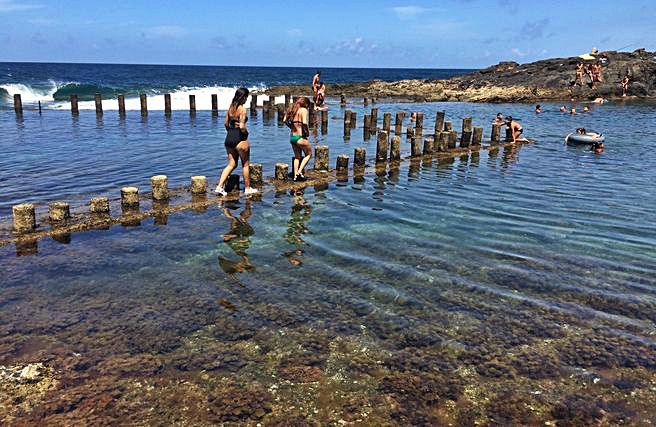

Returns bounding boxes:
[217,147,239,191]
[296,138,312,177]
[291,143,302,177]
[236,140,251,188]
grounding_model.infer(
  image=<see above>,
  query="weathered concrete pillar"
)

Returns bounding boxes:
[376,130,389,163]
[275,163,289,180]
[277,104,285,125]
[285,93,291,108]
[336,154,349,171]
[151,175,169,200]
[118,94,126,117]
[423,138,433,155]
[415,126,423,141]
[211,94,218,115]
[349,111,356,128]
[434,111,445,134]
[250,94,257,115]
[340,94,346,106]
[448,130,458,149]
[321,109,328,127]
[437,131,449,152]
[344,110,351,140]
[190,176,207,194]
[90,197,110,214]
[309,102,315,124]
[472,126,483,145]
[461,117,472,148]
[411,136,422,157]
[491,124,501,145]
[382,112,391,132]
[415,112,424,129]
[48,202,70,222]
[370,107,378,130]
[390,135,401,161]
[314,145,329,171]
[12,204,35,233]
[444,121,453,131]
[354,147,366,167]
[406,127,414,140]
[140,93,147,116]
[13,94,23,116]
[505,126,513,142]
[269,94,276,106]
[189,95,196,113]
[394,112,404,134]
[364,114,371,131]
[164,93,172,115]
[94,93,103,115]
[70,94,79,115]
[363,97,368,106]
[121,186,139,207]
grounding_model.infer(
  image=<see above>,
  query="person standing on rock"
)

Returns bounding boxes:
[574,62,585,86]
[284,97,312,182]
[621,75,630,97]
[312,70,321,102]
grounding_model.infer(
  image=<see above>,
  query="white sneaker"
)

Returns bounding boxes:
[244,187,258,195]
[214,185,227,196]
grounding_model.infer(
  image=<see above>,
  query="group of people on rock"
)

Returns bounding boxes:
[312,70,326,109]
[492,113,528,143]
[572,49,631,96]
[213,87,314,196]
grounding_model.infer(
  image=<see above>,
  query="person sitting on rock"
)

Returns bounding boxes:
[560,105,567,112]
[535,105,542,113]
[621,75,630,97]
[504,116,527,143]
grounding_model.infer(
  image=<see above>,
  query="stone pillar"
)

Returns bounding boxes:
[434,111,445,134]
[164,94,172,116]
[250,94,257,115]
[321,109,328,127]
[151,175,169,200]
[438,132,449,152]
[382,112,391,132]
[376,130,389,163]
[370,107,378,130]
[472,126,483,145]
[90,197,110,214]
[12,203,35,233]
[189,95,196,113]
[394,112,404,134]
[349,111,356,128]
[314,145,329,171]
[364,114,371,131]
[191,176,207,194]
[140,93,147,116]
[121,187,139,207]
[406,127,414,140]
[48,202,70,223]
[70,94,79,115]
[448,130,458,149]
[275,163,289,180]
[285,93,291,108]
[415,112,424,129]
[211,94,218,115]
[336,154,349,171]
[118,94,126,117]
[94,93,103,116]
[390,135,401,161]
[354,147,366,167]
[13,94,23,116]
[277,104,285,125]
[411,136,422,157]
[491,124,501,145]
[461,117,473,148]
[423,139,433,155]
[344,110,351,139]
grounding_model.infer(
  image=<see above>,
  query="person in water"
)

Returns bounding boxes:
[560,105,567,112]
[312,70,321,101]
[535,105,541,113]
[284,97,312,182]
[215,88,258,196]
[591,141,605,154]
[504,116,527,143]
[582,106,590,113]
[621,75,630,97]
[570,107,576,115]
[593,97,606,104]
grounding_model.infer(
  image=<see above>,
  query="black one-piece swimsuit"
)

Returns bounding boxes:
[225,116,249,149]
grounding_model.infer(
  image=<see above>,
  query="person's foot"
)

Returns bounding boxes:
[293,175,307,182]
[244,187,258,195]
[214,185,227,196]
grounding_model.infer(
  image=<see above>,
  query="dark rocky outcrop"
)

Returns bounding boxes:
[267,48,656,103]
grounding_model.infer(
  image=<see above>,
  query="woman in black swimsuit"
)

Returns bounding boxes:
[215,88,257,196]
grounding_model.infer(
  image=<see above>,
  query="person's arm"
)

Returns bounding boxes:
[224,110,230,130]
[238,106,246,130]
[302,108,309,125]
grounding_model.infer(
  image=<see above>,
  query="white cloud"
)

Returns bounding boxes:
[0,0,42,12]
[323,37,380,56]
[391,5,428,20]
[511,47,526,57]
[142,25,185,39]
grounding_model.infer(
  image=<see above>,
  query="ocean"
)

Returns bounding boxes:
[1,63,655,424]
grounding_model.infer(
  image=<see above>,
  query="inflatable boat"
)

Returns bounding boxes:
[565,132,605,145]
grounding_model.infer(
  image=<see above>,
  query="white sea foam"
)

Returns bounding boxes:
[0,80,60,103]
[50,86,280,111]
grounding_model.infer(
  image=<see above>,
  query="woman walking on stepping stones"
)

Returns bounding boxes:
[284,97,312,182]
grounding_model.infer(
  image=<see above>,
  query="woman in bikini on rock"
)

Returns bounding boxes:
[284,97,312,182]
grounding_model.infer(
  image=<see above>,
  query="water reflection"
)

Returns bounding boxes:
[284,189,312,267]
[218,199,255,276]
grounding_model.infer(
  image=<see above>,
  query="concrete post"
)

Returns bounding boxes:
[434,111,445,134]
[278,104,285,125]
[444,121,453,131]
[438,132,449,152]
[118,94,126,117]
[275,163,289,180]
[211,94,218,115]
[461,117,472,148]
[448,130,458,149]
[164,94,172,116]
[121,187,139,207]
[48,202,70,222]
[189,95,196,113]
[94,93,103,116]
[340,94,346,106]
[376,130,389,163]
[363,97,368,106]
[382,112,391,132]
[411,136,422,157]
[13,94,23,116]
[151,175,169,200]
[314,145,329,171]
[190,176,207,194]
[390,135,401,161]
[394,112,403,134]
[349,111,356,128]
[505,126,513,142]
[140,93,147,116]
[472,126,483,145]
[423,139,433,155]
[354,147,366,167]
[12,204,35,233]
[250,94,257,115]
[415,112,424,129]
[491,124,501,145]
[336,154,349,171]
[70,94,79,115]
[90,197,110,214]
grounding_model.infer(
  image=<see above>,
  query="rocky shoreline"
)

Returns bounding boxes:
[267,49,656,103]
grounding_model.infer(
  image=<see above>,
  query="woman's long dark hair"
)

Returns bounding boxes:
[229,88,249,115]
[285,96,310,121]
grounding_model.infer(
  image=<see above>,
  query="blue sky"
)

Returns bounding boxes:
[0,0,653,68]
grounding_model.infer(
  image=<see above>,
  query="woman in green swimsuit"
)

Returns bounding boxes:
[283,97,312,182]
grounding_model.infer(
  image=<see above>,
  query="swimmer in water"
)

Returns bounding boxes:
[583,106,590,113]
[560,105,567,112]
[570,107,576,115]
[535,105,541,114]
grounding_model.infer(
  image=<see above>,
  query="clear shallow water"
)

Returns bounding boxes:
[1,100,656,424]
